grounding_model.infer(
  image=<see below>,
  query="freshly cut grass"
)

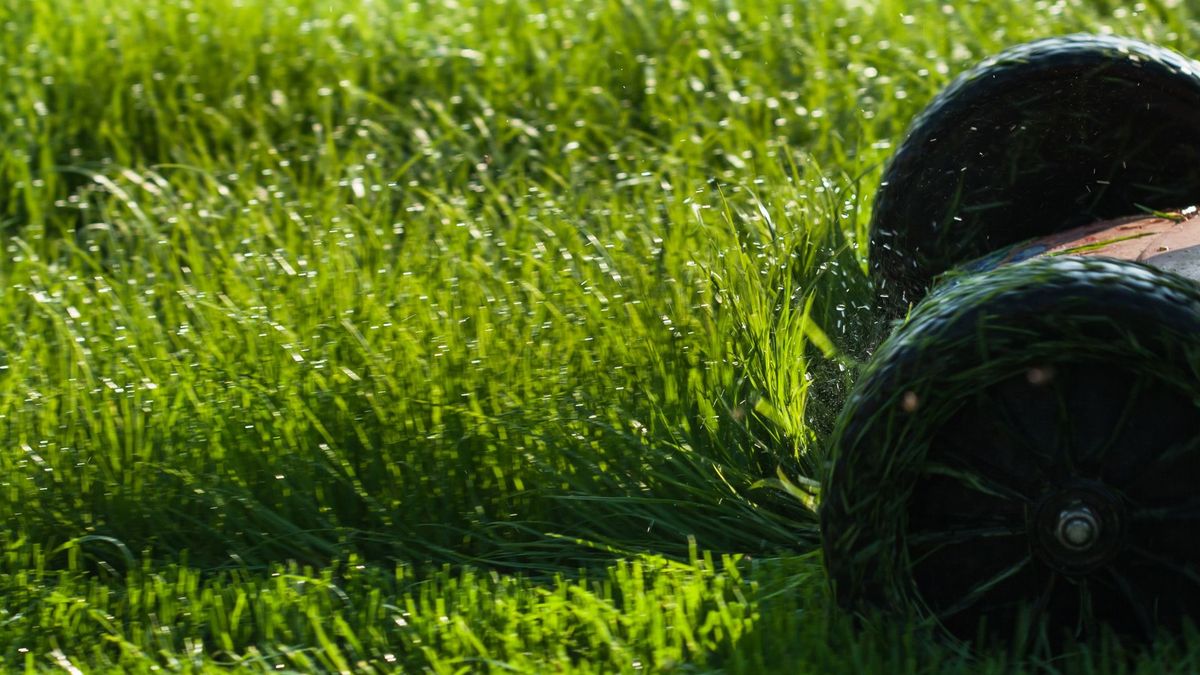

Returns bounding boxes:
[0,0,1198,670]
[8,547,1200,673]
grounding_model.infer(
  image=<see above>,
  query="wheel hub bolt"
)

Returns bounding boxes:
[1057,506,1100,550]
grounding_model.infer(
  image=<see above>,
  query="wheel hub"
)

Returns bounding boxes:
[1057,506,1100,550]
[1031,481,1127,575]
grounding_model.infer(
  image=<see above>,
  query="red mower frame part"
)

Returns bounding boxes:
[965,210,1200,282]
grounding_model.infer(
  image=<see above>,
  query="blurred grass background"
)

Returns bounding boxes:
[2,0,1200,670]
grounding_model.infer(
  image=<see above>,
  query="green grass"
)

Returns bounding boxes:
[2,0,1200,670]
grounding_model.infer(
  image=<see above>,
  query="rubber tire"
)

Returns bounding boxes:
[821,256,1200,646]
[871,34,1200,308]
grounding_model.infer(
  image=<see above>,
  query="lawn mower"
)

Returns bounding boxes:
[820,34,1200,646]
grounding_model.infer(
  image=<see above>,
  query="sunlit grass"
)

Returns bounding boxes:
[2,0,1200,670]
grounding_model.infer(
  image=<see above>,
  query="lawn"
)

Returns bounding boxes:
[2,0,1200,671]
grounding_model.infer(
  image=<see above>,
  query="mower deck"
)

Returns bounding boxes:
[969,210,1200,281]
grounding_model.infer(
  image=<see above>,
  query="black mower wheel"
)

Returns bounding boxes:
[821,256,1200,646]
[871,34,1200,308]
